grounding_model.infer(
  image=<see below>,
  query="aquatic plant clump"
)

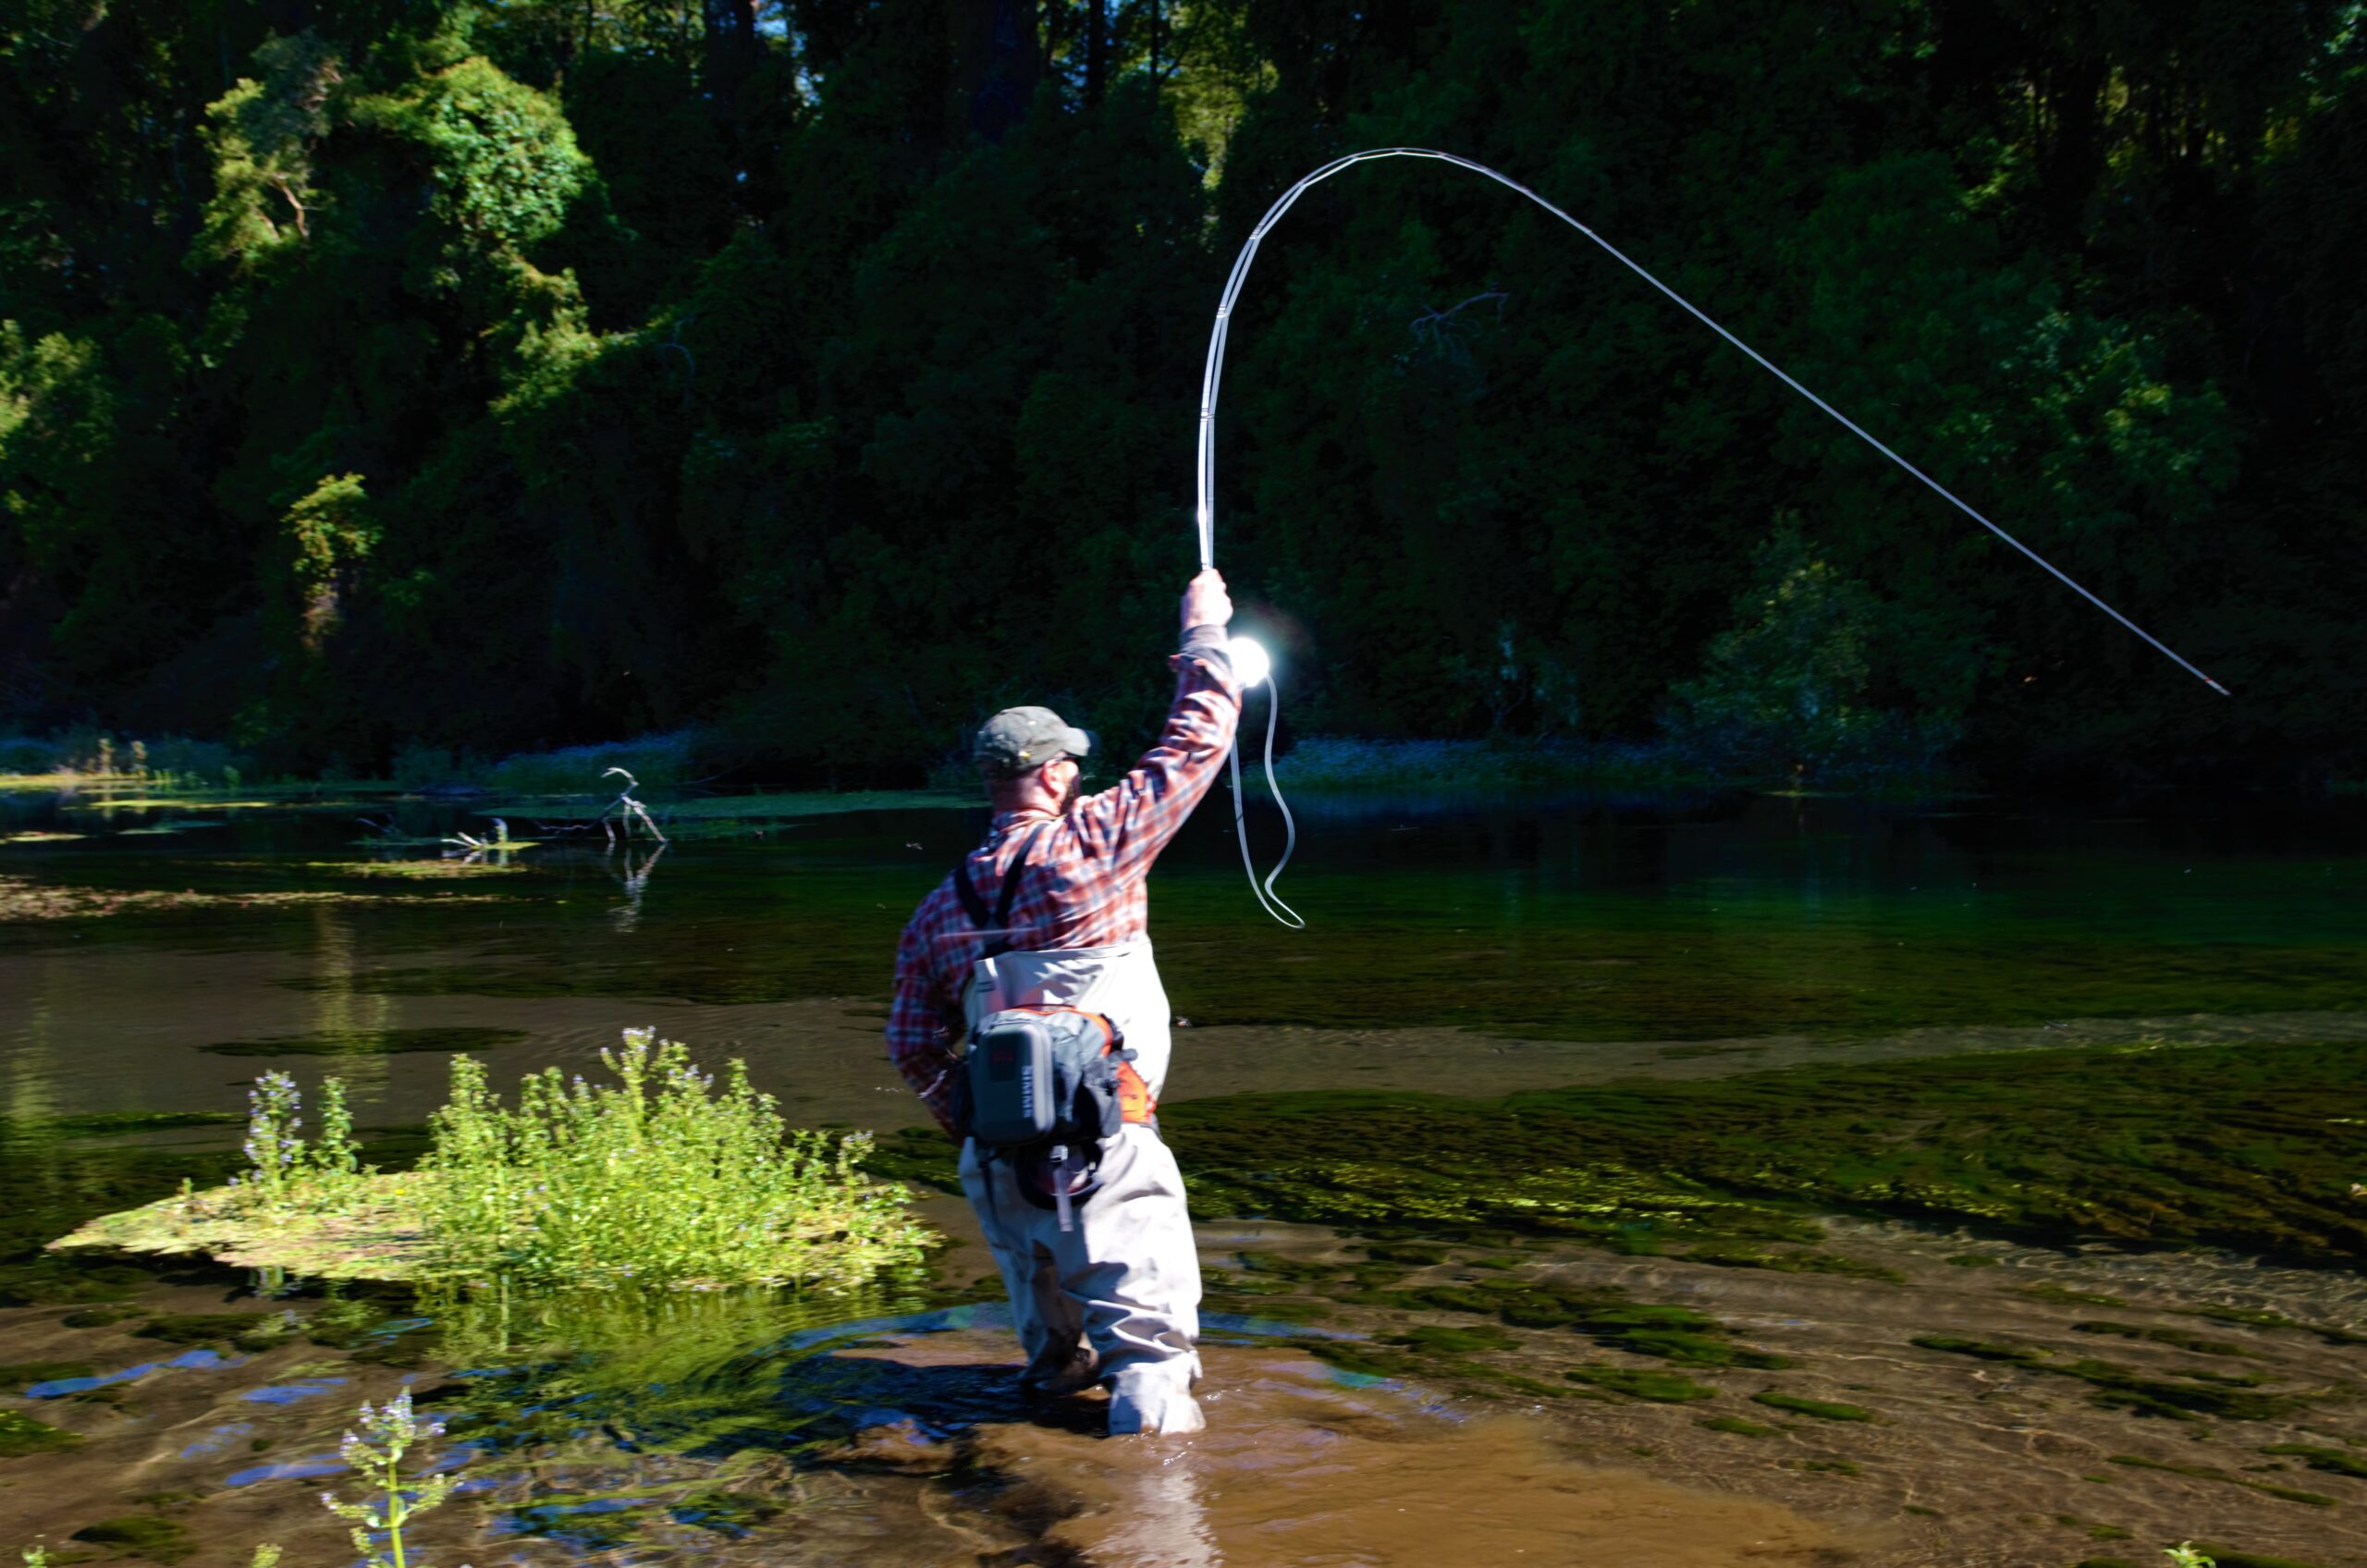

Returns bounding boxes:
[324,1388,460,1568]
[51,1035,927,1292]
[0,874,505,923]
[420,1034,928,1290]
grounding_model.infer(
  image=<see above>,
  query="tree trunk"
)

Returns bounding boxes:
[949,0,1038,142]
[1085,0,1108,108]
[703,0,761,116]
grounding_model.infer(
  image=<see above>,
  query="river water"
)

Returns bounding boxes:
[3,784,2364,1566]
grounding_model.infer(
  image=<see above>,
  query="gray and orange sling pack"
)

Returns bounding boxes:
[950,839,1155,1230]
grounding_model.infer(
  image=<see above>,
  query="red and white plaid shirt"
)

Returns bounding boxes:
[888,630,1242,1134]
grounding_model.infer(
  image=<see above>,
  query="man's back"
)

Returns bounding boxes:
[887,616,1240,1132]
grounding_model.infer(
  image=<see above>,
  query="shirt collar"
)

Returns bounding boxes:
[989,807,1057,836]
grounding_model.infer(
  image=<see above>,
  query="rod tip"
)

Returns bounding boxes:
[2205,678,2231,696]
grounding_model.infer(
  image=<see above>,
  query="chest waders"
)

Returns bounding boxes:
[951,830,1158,1231]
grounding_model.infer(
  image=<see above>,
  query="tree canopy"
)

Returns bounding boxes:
[3,0,2361,784]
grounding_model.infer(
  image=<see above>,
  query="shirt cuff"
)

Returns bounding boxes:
[1178,623,1230,666]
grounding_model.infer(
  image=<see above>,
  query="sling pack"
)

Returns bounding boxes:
[964,1006,1153,1231]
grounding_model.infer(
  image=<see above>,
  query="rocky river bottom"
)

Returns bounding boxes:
[3,1189,2361,1568]
[6,790,2367,1564]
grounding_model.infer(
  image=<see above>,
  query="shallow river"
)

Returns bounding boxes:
[3,784,2365,1567]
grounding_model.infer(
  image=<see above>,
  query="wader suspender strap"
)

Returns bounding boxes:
[952,825,1043,957]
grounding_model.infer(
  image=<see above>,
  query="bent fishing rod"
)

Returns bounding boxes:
[1200,148,2230,928]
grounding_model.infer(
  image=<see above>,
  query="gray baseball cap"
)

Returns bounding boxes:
[974,705,1093,778]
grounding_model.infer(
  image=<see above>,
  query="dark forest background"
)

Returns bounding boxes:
[4,0,2363,786]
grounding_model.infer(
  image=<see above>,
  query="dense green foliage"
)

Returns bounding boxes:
[4,1,2362,782]
[56,1035,927,1290]
[423,1033,927,1288]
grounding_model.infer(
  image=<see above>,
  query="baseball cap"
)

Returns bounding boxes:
[974,705,1093,778]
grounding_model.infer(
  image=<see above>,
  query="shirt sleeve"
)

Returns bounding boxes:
[1063,626,1244,879]
[886,901,964,1137]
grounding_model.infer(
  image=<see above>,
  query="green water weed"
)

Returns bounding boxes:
[2075,1322,2252,1357]
[312,1078,362,1192]
[53,1038,923,1293]
[422,1033,926,1290]
[1752,1390,1872,1421]
[0,1360,92,1390]
[67,1517,192,1563]
[2258,1443,2367,1477]
[1914,1336,2304,1421]
[1161,1039,2367,1267]
[0,1411,80,1457]
[1566,1365,1718,1402]
[2110,1456,2337,1506]
[240,1072,305,1214]
[321,1389,460,1568]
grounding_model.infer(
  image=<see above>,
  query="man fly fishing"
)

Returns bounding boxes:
[887,569,1241,1436]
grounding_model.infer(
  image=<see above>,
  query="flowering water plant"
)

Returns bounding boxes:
[51,1032,926,1292]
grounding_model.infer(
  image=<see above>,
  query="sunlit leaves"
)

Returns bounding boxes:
[191,31,345,269]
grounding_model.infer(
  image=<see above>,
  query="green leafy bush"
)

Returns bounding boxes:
[422,1033,925,1290]
[54,1035,924,1294]
[1661,524,1965,788]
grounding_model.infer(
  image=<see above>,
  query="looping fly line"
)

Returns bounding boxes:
[1199,149,2229,927]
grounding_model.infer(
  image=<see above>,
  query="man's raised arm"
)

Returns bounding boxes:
[1066,570,1244,877]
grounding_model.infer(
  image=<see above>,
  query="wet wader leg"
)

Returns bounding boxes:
[1056,1125,1203,1433]
[960,1137,1094,1391]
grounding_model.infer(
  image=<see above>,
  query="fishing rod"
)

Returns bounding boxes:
[1202,147,2229,927]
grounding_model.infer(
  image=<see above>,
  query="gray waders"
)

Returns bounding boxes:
[960,938,1202,1435]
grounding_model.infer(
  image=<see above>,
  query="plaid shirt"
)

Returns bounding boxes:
[888,628,1242,1134]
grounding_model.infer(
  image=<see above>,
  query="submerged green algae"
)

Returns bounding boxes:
[1568,1365,1720,1402]
[198,1025,527,1058]
[0,873,506,924]
[1911,1336,2310,1422]
[67,1515,195,1562]
[0,1114,243,1306]
[1140,1037,2367,1266]
[0,1359,93,1390]
[1751,1391,1873,1422]
[2260,1444,2367,1478]
[0,1409,81,1456]
[2106,1454,2339,1508]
